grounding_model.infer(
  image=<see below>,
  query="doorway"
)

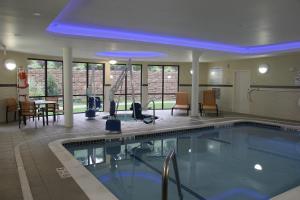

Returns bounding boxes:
[234,71,250,113]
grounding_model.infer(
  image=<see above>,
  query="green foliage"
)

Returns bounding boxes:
[28,60,45,69]
[148,66,162,72]
[29,78,44,96]
[47,74,60,96]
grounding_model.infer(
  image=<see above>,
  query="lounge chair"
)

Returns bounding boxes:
[200,90,218,116]
[171,92,190,116]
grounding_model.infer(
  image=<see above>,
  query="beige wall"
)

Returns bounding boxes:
[207,53,300,121]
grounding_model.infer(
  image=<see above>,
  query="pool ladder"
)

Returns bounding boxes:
[162,149,183,200]
[147,100,156,124]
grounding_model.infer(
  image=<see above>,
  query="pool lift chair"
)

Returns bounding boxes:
[85,65,102,119]
[106,59,138,133]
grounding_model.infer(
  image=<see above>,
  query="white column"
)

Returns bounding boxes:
[191,50,201,117]
[104,62,111,112]
[141,63,148,110]
[63,47,73,127]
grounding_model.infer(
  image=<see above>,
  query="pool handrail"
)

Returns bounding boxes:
[147,100,156,124]
[162,149,183,200]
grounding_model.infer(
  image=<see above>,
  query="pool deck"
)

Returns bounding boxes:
[1,110,300,200]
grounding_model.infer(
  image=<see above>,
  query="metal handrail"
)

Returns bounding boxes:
[162,149,183,200]
[147,100,156,124]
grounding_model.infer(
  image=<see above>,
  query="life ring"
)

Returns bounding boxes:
[18,71,29,88]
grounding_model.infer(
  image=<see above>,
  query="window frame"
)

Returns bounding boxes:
[27,58,105,113]
[148,65,179,110]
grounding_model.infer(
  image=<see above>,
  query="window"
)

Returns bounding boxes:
[27,59,105,113]
[28,60,46,97]
[47,61,63,96]
[110,64,142,110]
[88,63,104,111]
[148,65,179,109]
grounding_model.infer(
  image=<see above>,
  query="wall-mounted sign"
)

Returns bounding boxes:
[295,70,300,85]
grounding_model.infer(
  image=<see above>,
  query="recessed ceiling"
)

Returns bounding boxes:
[1,0,300,62]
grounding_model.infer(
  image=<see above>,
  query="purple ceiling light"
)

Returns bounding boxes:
[96,51,166,58]
[46,0,300,55]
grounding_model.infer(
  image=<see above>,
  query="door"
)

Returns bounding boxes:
[234,71,250,113]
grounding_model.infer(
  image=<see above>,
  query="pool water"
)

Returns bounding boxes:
[66,124,300,200]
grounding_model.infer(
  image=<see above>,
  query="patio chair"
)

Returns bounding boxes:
[19,101,44,128]
[45,97,64,122]
[5,98,18,123]
[171,92,190,116]
[200,90,218,116]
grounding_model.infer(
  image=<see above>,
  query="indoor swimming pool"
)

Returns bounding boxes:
[65,123,300,200]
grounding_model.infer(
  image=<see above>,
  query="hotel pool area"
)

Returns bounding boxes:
[64,122,300,200]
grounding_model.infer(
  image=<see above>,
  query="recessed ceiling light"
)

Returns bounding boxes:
[33,12,41,16]
[109,60,117,65]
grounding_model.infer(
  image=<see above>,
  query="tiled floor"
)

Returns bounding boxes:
[1,110,300,200]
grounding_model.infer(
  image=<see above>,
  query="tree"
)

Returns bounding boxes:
[47,74,60,96]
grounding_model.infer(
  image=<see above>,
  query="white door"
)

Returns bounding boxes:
[234,71,250,113]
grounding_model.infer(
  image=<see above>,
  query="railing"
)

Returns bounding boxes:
[162,149,183,200]
[147,100,156,124]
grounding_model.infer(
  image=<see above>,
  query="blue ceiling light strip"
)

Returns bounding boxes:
[47,22,300,54]
[47,22,245,54]
[46,0,300,55]
[96,51,166,58]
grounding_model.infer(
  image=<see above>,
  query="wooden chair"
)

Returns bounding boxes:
[5,98,18,123]
[45,97,64,122]
[200,90,218,116]
[19,101,44,128]
[171,92,190,116]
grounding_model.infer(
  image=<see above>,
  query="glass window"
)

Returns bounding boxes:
[148,65,178,109]
[73,96,87,113]
[28,60,45,97]
[110,64,142,110]
[88,63,104,95]
[47,61,63,96]
[73,63,87,95]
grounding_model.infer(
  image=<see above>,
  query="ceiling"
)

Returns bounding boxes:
[1,0,300,62]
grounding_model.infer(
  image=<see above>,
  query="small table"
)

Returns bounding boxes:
[35,100,57,125]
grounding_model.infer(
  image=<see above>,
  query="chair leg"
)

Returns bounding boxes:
[23,116,27,125]
[171,108,173,116]
[19,114,21,128]
[35,117,37,128]
[6,111,8,123]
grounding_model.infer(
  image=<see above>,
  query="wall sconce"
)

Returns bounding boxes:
[5,59,17,71]
[1,43,17,71]
[258,63,269,74]
[190,69,193,75]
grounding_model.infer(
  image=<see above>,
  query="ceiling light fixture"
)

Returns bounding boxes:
[47,21,300,54]
[97,51,166,58]
[33,12,41,16]
[109,60,117,65]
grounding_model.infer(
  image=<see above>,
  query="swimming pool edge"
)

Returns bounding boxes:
[48,118,300,200]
